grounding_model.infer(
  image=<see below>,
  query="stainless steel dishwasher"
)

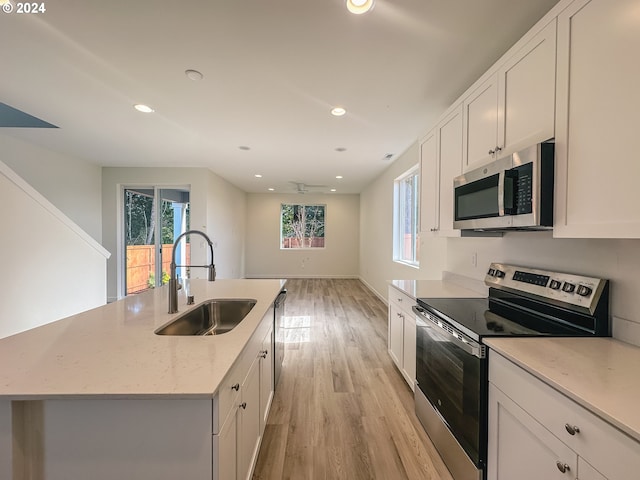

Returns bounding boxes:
[273,289,287,387]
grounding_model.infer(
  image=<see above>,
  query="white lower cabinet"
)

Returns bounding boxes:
[213,308,274,480]
[239,357,261,480]
[259,325,274,432]
[388,286,416,390]
[488,351,640,480]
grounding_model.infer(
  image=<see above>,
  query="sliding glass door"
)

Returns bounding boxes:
[123,187,190,296]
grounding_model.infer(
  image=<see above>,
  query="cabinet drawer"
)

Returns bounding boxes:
[388,286,414,311]
[213,360,243,434]
[490,351,640,479]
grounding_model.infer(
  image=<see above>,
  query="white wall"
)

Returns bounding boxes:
[245,193,359,278]
[359,142,447,299]
[102,167,246,302]
[0,133,103,242]
[0,160,108,339]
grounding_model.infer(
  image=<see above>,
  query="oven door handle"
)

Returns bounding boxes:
[412,306,485,359]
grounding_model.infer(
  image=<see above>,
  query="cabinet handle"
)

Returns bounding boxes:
[564,424,580,435]
[555,461,570,474]
[397,297,403,302]
[488,149,495,155]
[240,402,247,410]
[495,146,502,153]
[260,350,268,359]
[231,383,240,391]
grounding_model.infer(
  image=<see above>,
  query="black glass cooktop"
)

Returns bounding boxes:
[416,293,597,342]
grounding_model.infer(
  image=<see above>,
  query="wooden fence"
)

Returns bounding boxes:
[281,237,325,248]
[126,244,190,294]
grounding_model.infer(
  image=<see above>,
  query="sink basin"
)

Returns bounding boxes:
[155,299,257,336]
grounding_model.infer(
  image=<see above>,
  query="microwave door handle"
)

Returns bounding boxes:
[498,170,505,216]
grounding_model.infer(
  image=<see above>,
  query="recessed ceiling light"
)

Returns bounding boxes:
[346,0,374,15]
[255,174,262,178]
[336,175,343,179]
[239,146,251,151]
[335,147,347,152]
[331,106,346,117]
[185,69,204,81]
[331,188,337,192]
[268,188,275,191]
[134,104,154,113]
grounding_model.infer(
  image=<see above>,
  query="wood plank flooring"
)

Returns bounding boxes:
[253,278,453,480]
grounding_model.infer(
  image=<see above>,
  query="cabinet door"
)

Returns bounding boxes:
[498,19,556,155]
[239,358,261,480]
[436,105,463,236]
[578,458,608,480]
[388,303,404,369]
[419,129,439,233]
[555,0,640,238]
[259,326,274,434]
[463,74,499,171]
[214,406,238,480]
[488,383,577,480]
[401,311,416,391]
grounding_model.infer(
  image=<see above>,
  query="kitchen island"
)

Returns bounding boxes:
[0,278,285,480]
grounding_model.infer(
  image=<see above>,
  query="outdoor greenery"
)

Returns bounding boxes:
[125,190,188,246]
[281,204,325,248]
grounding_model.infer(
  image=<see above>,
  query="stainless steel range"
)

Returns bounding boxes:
[412,263,610,480]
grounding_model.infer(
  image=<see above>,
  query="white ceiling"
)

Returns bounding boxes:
[0,0,560,194]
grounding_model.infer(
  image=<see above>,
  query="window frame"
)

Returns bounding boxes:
[393,165,420,268]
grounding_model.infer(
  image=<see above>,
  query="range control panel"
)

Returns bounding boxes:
[485,263,607,313]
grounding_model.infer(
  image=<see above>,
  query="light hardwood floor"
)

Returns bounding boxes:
[253,278,453,480]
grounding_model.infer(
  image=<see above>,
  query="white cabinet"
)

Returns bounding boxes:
[463,20,557,171]
[214,307,274,480]
[463,75,500,170]
[238,356,261,480]
[259,325,274,433]
[554,0,640,238]
[387,285,416,390]
[420,104,463,237]
[488,351,640,480]
[214,404,238,480]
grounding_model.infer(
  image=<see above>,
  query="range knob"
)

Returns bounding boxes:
[487,268,496,276]
[562,282,576,293]
[577,285,593,297]
[494,270,505,278]
[549,280,562,290]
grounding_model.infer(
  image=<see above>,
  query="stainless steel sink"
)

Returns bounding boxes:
[155,299,256,336]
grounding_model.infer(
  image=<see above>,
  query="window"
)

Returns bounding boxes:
[281,204,325,249]
[393,166,420,266]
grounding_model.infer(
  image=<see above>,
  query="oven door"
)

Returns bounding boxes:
[414,307,486,468]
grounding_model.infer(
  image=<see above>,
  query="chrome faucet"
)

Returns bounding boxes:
[168,229,216,313]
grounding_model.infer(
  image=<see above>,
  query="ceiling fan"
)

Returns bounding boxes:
[288,181,327,194]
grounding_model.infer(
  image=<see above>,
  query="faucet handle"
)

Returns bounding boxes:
[187,295,195,305]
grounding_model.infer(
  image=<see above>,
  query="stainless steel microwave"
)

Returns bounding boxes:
[453,142,554,231]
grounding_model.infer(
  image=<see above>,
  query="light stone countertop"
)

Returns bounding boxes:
[485,337,640,443]
[0,278,285,399]
[389,278,485,300]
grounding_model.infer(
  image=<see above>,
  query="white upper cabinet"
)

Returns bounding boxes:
[462,75,500,170]
[420,104,463,237]
[498,19,556,156]
[463,20,557,172]
[554,0,640,238]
